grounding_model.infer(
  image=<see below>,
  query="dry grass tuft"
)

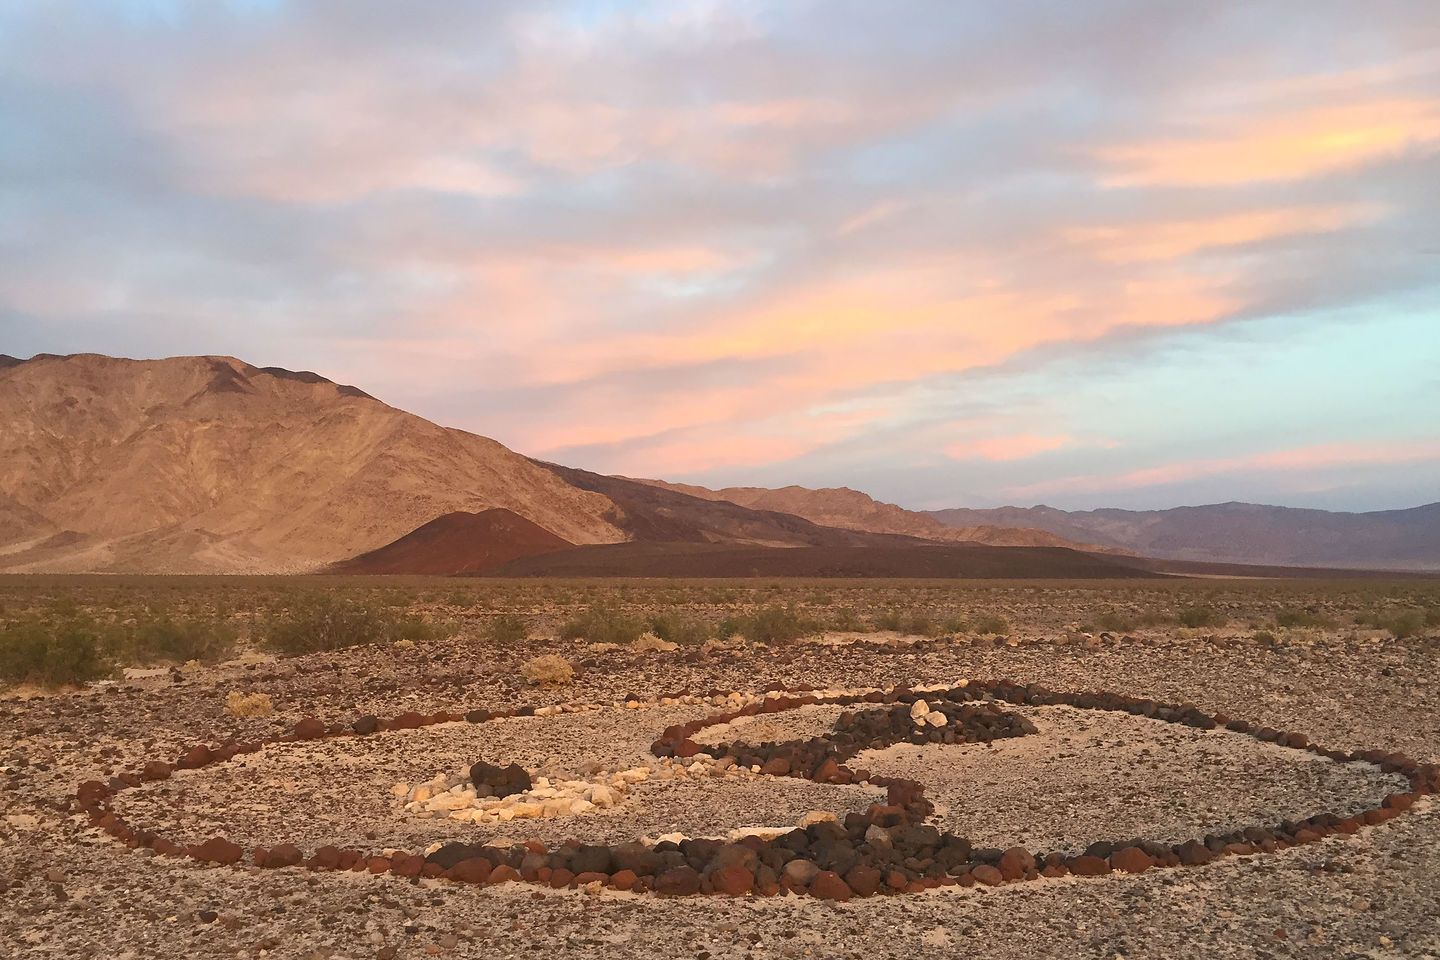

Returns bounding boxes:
[521,654,574,685]
[225,691,275,718]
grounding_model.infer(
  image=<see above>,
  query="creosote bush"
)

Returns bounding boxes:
[1274,608,1334,629]
[718,606,821,645]
[559,604,643,646]
[120,616,237,665]
[1177,605,1226,629]
[485,614,530,645]
[968,614,1011,636]
[647,612,712,647]
[0,617,108,688]
[263,593,447,655]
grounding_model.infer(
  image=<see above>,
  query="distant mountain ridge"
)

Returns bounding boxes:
[926,502,1440,571]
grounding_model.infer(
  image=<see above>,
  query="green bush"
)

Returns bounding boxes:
[647,613,712,647]
[1177,605,1225,629]
[1089,611,1137,633]
[719,606,820,645]
[485,614,530,644]
[1378,608,1426,640]
[969,614,1010,636]
[559,604,643,646]
[1251,630,1277,645]
[0,618,109,687]
[262,594,443,655]
[1274,608,1333,629]
[122,616,237,664]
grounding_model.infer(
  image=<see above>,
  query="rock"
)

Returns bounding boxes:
[425,843,477,871]
[997,847,1034,881]
[1110,846,1154,874]
[389,852,425,878]
[610,869,638,891]
[570,845,613,875]
[470,761,532,798]
[925,711,948,728]
[263,843,303,868]
[1175,840,1215,866]
[655,866,701,896]
[353,715,379,735]
[798,810,837,828]
[141,761,171,781]
[293,717,326,740]
[177,745,213,770]
[971,865,1004,886]
[844,864,882,896]
[610,842,661,876]
[711,865,755,896]
[1066,856,1111,876]
[191,838,244,865]
[489,865,521,883]
[909,699,930,721]
[464,709,492,723]
[760,757,792,776]
[782,859,820,885]
[811,759,843,783]
[808,870,852,901]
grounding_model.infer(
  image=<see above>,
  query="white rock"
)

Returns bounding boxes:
[570,798,597,815]
[425,793,473,812]
[390,783,411,799]
[909,699,930,721]
[510,803,545,819]
[411,785,433,804]
[797,810,837,829]
[588,784,614,807]
[925,711,948,727]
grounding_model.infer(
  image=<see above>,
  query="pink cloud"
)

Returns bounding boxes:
[947,434,1072,462]
[1006,440,1440,498]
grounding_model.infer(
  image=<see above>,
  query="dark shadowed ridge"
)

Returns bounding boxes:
[0,355,23,369]
[258,365,375,400]
[330,508,572,575]
[927,501,1440,571]
[530,460,937,548]
[485,541,1158,578]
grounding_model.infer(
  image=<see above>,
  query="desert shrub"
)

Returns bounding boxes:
[0,618,109,688]
[225,691,274,718]
[121,616,237,665]
[647,613,711,647]
[969,614,1010,636]
[263,593,442,656]
[824,607,868,632]
[719,606,820,645]
[1427,607,1440,628]
[631,631,678,653]
[1251,630,1277,645]
[1177,605,1225,629]
[485,614,530,645]
[872,610,940,636]
[1274,608,1334,629]
[1089,611,1138,633]
[559,604,643,646]
[1366,608,1427,639]
[521,653,574,685]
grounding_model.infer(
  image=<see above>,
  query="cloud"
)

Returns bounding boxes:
[2,0,1438,509]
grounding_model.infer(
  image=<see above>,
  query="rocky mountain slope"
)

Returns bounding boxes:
[927,502,1440,571]
[635,479,1101,550]
[0,354,626,573]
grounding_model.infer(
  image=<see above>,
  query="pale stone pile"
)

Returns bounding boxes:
[393,767,649,823]
[909,698,949,728]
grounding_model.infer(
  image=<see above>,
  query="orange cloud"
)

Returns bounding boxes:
[947,434,1071,461]
[1096,99,1440,186]
[1065,205,1381,263]
[1006,440,1440,498]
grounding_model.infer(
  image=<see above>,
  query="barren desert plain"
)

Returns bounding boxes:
[3,575,1438,960]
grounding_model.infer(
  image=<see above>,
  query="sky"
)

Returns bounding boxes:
[2,1,1439,513]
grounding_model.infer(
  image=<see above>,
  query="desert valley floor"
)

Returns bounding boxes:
[2,576,1438,960]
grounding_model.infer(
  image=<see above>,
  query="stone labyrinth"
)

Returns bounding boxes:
[75,680,1437,901]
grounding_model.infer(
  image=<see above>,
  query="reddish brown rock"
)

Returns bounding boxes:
[1109,846,1153,874]
[655,866,701,896]
[352,715,380,735]
[177,745,213,770]
[572,871,610,886]
[366,857,390,874]
[389,853,424,878]
[1175,841,1214,866]
[844,865,882,896]
[1066,856,1111,876]
[674,740,703,758]
[998,847,1035,881]
[489,865,522,884]
[263,843,303,868]
[808,870,852,901]
[759,757,792,776]
[1039,864,1069,878]
[310,845,342,870]
[293,717,326,740]
[812,759,843,783]
[711,865,755,896]
[610,869,638,891]
[191,837,244,865]
[971,865,1004,886]
[389,711,425,730]
[548,868,575,888]
[141,761,172,781]
[1383,793,1415,811]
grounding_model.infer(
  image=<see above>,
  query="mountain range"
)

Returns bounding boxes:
[0,353,1433,575]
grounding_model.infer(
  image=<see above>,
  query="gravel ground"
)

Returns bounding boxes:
[3,627,1439,959]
